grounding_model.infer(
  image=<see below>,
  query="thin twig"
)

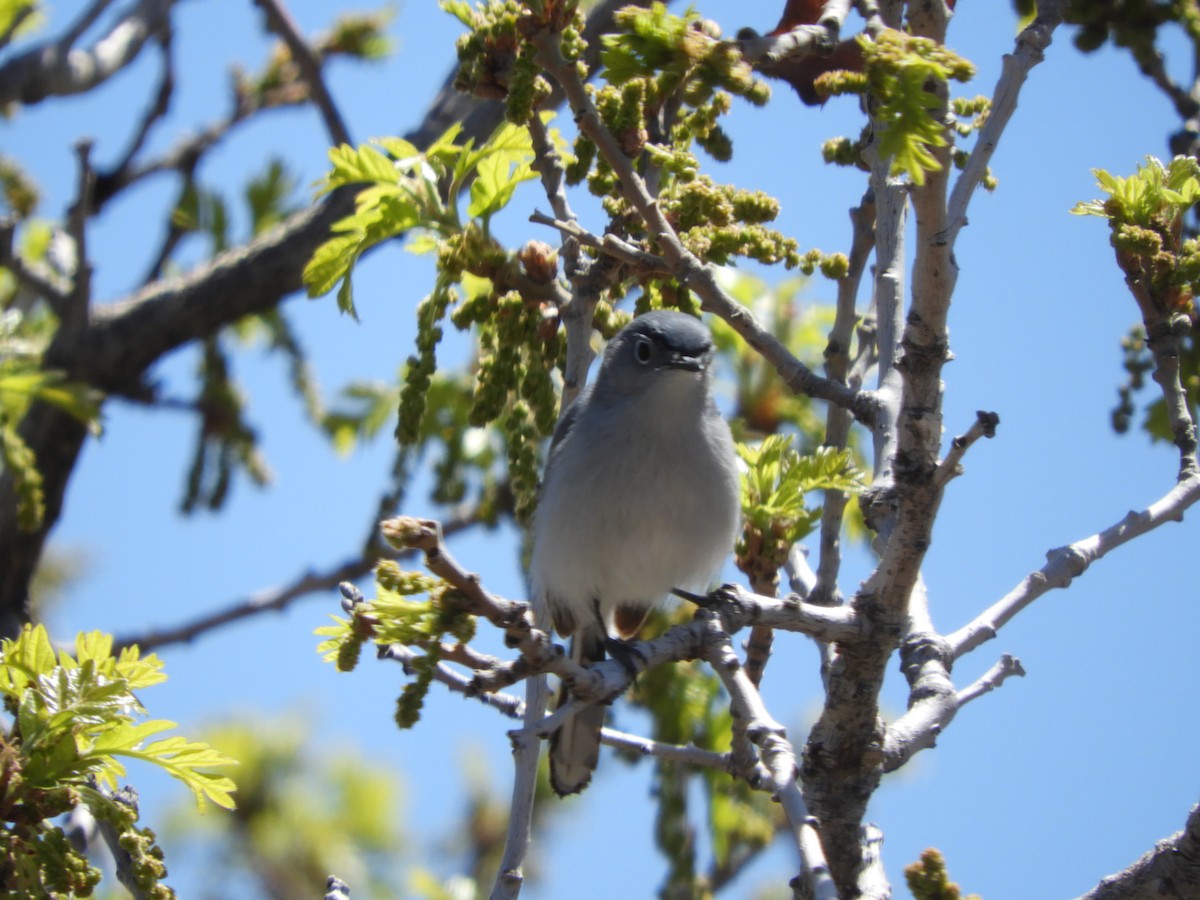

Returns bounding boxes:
[113,556,377,652]
[954,653,1025,707]
[945,0,1067,248]
[778,783,840,900]
[699,611,795,796]
[379,644,525,720]
[931,409,999,489]
[1144,315,1200,479]
[61,0,118,48]
[252,0,352,147]
[815,189,876,607]
[0,0,171,108]
[64,140,95,334]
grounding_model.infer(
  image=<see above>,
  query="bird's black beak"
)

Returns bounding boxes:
[665,349,709,372]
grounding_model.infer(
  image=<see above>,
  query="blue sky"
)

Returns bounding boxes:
[6,1,1200,897]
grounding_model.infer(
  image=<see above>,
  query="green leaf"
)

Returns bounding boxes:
[439,0,475,27]
[0,623,238,813]
[376,136,420,161]
[468,150,535,220]
[322,143,399,191]
[303,232,362,299]
[119,735,238,811]
[0,0,41,40]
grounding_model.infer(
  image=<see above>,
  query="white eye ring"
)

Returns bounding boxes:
[634,336,653,365]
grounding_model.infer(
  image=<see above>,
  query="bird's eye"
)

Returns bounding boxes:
[634,336,653,365]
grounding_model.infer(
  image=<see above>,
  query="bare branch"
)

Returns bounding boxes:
[880,632,955,772]
[815,190,876,606]
[598,724,728,769]
[954,653,1025,707]
[1144,315,1200,479]
[63,139,95,334]
[0,0,172,108]
[739,0,852,66]
[946,0,1067,248]
[697,612,795,795]
[61,0,118,48]
[529,210,672,276]
[379,644,525,720]
[675,584,863,644]
[947,474,1200,658]
[1080,803,1200,900]
[883,641,1025,773]
[932,409,1000,489]
[778,783,840,900]
[1133,48,1200,120]
[251,0,352,147]
[113,555,375,652]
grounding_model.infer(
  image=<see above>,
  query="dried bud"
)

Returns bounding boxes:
[518,240,559,284]
[619,124,649,157]
[379,516,430,550]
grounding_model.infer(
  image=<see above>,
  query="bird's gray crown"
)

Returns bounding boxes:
[598,310,714,394]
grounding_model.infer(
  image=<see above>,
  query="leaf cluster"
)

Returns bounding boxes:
[822,28,974,186]
[570,4,800,270]
[306,119,566,519]
[317,561,477,730]
[0,154,38,219]
[735,436,863,587]
[443,0,581,124]
[0,307,101,531]
[0,625,236,897]
[305,120,540,313]
[304,4,853,530]
[1073,155,1200,319]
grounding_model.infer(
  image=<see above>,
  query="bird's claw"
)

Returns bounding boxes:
[604,636,647,680]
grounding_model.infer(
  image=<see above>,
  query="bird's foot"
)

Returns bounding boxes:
[603,636,647,681]
[672,583,738,609]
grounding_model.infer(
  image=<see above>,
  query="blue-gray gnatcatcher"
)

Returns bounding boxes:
[530,310,742,795]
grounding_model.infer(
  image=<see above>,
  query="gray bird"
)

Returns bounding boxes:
[530,310,742,795]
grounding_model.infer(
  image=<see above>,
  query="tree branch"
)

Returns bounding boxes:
[931,410,999,489]
[814,190,876,607]
[945,0,1066,248]
[946,474,1200,658]
[0,0,172,108]
[251,0,352,147]
[1080,802,1200,900]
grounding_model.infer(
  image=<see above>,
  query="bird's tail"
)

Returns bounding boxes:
[549,629,606,796]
